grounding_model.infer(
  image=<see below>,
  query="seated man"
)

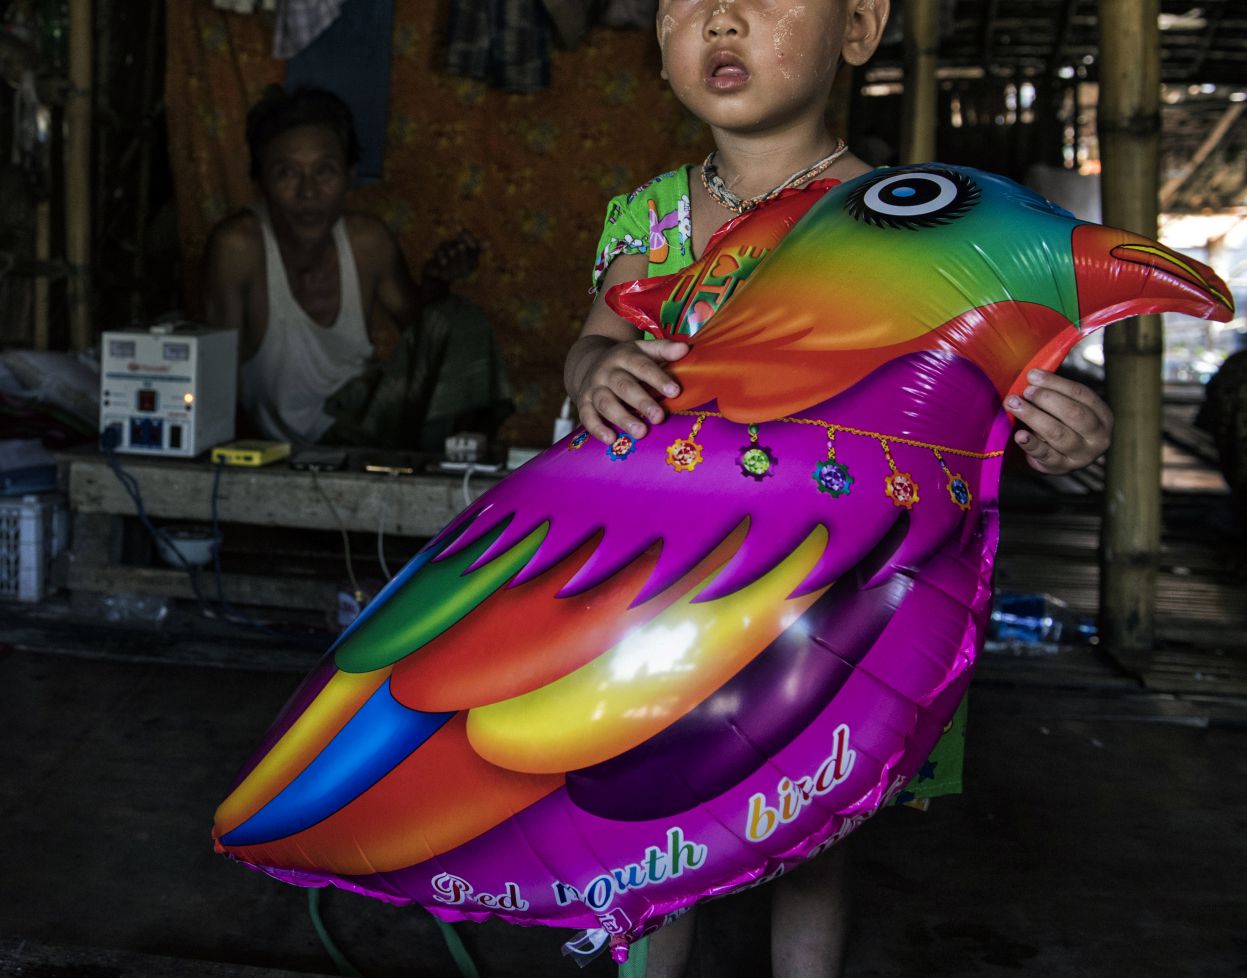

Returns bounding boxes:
[203,86,512,452]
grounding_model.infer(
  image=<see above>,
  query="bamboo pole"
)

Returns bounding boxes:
[900,0,939,163]
[66,0,92,351]
[1097,0,1162,655]
[93,0,110,238]
[34,200,51,350]
[130,0,163,320]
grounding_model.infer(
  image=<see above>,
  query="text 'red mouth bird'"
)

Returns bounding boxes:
[214,166,1233,957]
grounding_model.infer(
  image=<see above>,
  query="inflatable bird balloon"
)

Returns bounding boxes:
[214,166,1232,960]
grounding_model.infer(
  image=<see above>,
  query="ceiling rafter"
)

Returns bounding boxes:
[871,0,1246,210]
[1190,0,1230,80]
[981,0,1001,73]
[878,0,1247,84]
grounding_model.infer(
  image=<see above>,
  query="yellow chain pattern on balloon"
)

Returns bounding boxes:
[664,410,1004,510]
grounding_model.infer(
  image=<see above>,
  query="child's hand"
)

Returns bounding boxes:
[1005,369,1113,475]
[572,337,690,445]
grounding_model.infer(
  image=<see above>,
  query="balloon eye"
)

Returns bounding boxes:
[846,168,981,229]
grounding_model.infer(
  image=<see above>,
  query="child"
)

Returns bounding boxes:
[564,1,1113,974]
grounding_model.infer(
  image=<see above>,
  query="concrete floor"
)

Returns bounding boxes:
[2,602,1245,978]
[2,446,1246,977]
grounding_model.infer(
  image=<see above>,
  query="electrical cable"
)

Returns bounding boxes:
[103,442,324,644]
[209,460,251,626]
[461,464,475,508]
[310,468,362,599]
[103,444,216,616]
[208,461,299,638]
[376,498,393,582]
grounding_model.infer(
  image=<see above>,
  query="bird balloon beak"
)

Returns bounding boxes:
[1072,223,1235,331]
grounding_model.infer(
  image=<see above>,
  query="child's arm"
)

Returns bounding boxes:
[565,252,690,445]
[566,251,1113,469]
[1006,369,1114,474]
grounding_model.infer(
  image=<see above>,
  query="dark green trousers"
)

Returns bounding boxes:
[323,295,513,453]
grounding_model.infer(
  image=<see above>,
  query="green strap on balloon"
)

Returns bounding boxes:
[307,889,363,978]
[432,915,483,978]
[618,936,649,977]
[335,520,548,673]
[309,890,482,978]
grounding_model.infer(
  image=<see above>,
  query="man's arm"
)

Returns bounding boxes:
[352,216,481,331]
[202,213,264,363]
[347,215,425,350]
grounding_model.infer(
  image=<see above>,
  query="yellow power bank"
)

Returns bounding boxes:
[210,440,292,466]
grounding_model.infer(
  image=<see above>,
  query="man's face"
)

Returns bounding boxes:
[257,124,350,247]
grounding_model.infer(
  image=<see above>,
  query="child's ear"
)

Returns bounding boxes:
[842,0,890,66]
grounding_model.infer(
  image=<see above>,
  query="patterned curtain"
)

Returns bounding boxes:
[165,0,712,444]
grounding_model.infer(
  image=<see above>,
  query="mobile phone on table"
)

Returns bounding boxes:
[289,447,348,472]
[360,451,423,475]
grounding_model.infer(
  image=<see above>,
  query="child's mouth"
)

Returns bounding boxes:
[705,52,750,90]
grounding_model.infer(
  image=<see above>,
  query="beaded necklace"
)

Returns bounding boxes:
[700,138,849,213]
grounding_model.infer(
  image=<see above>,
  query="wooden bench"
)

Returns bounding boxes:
[58,448,502,611]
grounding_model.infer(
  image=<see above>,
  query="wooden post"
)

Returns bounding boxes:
[131,0,163,320]
[34,200,51,350]
[66,0,93,351]
[1097,0,1162,655]
[900,0,939,163]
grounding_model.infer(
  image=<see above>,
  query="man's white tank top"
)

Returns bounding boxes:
[238,206,373,445]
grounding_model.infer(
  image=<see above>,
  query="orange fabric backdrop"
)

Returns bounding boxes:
[165,0,713,445]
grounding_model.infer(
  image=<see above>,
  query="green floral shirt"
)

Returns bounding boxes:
[592,166,694,293]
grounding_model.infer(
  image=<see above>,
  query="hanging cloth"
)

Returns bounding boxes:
[285,0,395,183]
[213,0,278,12]
[445,0,552,93]
[273,0,348,60]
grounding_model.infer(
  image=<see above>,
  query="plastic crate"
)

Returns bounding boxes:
[0,493,68,602]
